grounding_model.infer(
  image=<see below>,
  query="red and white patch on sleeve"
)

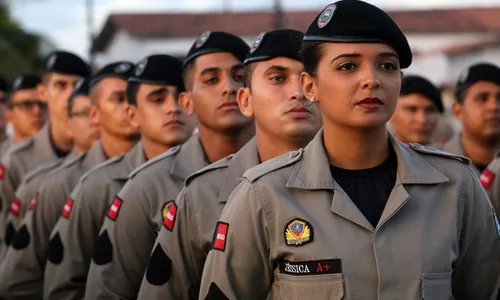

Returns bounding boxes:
[27,193,38,211]
[480,169,495,189]
[107,197,123,221]
[212,222,229,252]
[0,164,5,180]
[61,198,74,219]
[10,197,21,216]
[163,201,177,231]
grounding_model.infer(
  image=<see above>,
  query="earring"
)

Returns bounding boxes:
[310,96,316,103]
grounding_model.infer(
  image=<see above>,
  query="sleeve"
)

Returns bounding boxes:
[44,180,102,300]
[452,168,500,300]
[199,180,274,300]
[137,186,206,299]
[0,179,65,299]
[84,179,157,300]
[0,155,22,251]
[4,179,37,248]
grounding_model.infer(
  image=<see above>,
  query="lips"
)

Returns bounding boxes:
[356,97,384,109]
[218,101,240,110]
[165,119,184,127]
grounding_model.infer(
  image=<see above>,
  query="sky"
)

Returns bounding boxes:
[9,0,500,59]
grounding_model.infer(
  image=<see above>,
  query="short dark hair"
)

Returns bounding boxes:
[182,60,196,91]
[299,42,325,77]
[455,88,467,104]
[242,63,255,89]
[126,81,140,106]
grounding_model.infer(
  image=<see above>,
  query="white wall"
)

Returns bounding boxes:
[405,32,496,52]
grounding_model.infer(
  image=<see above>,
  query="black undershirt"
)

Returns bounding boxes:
[329,147,398,228]
[49,130,71,158]
[474,164,487,174]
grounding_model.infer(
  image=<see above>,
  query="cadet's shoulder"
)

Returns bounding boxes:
[408,143,470,165]
[79,154,126,184]
[243,149,302,183]
[4,138,34,162]
[128,146,179,179]
[23,159,63,183]
[48,153,85,179]
[185,154,233,186]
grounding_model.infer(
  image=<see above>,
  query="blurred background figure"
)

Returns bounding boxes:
[390,75,443,145]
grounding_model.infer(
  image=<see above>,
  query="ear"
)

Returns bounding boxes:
[88,105,100,125]
[4,107,12,124]
[126,105,139,128]
[236,87,253,118]
[37,83,48,102]
[452,102,462,122]
[300,72,317,103]
[179,91,194,116]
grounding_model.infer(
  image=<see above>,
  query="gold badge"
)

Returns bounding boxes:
[162,200,174,220]
[284,218,313,247]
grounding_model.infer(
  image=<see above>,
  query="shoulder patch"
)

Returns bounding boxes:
[409,143,470,164]
[128,146,180,179]
[184,154,233,186]
[79,154,125,183]
[243,149,303,182]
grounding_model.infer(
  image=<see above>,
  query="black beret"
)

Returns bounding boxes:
[455,62,500,98]
[303,0,412,69]
[244,29,304,65]
[400,75,443,113]
[90,61,135,87]
[11,74,42,93]
[43,51,91,77]
[0,74,9,92]
[130,54,184,92]
[183,31,249,68]
[70,78,91,98]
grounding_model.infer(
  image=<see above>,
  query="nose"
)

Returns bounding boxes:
[414,110,427,126]
[222,74,239,98]
[164,96,182,115]
[361,67,381,90]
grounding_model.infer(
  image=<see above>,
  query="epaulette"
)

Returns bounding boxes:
[128,145,180,179]
[23,159,63,183]
[243,149,303,182]
[184,154,233,186]
[79,154,126,183]
[409,143,471,164]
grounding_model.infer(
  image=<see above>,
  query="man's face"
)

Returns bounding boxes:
[92,77,139,139]
[453,81,500,144]
[41,73,82,125]
[7,88,47,139]
[134,83,195,147]
[69,95,100,151]
[186,52,253,133]
[390,93,439,145]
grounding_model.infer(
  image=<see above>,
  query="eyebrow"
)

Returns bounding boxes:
[263,65,288,74]
[200,67,220,76]
[330,52,399,64]
[231,64,244,73]
[146,87,169,98]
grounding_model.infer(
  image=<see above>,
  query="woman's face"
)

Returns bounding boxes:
[301,43,402,129]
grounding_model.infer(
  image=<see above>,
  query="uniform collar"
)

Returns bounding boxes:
[112,141,146,180]
[35,123,58,160]
[286,128,449,191]
[82,140,107,169]
[170,133,209,180]
[217,138,260,203]
[442,133,480,175]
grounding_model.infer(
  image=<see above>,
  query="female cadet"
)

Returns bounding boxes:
[199,1,500,299]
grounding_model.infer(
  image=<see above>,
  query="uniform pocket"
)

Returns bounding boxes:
[278,273,344,300]
[421,272,453,300]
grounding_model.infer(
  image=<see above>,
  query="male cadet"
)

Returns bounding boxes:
[389,75,443,145]
[4,78,94,247]
[44,55,196,300]
[0,61,137,299]
[137,29,322,300]
[0,51,90,251]
[443,62,500,175]
[85,31,254,300]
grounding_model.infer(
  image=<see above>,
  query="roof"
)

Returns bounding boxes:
[92,6,500,53]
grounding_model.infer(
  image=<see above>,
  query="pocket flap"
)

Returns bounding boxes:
[421,272,452,300]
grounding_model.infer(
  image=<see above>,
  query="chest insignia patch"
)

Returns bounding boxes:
[284,218,313,247]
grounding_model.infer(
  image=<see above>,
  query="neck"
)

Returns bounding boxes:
[13,131,24,143]
[323,123,390,170]
[100,130,137,158]
[256,131,311,163]
[198,124,254,163]
[141,137,172,161]
[461,131,499,166]
[50,124,73,152]
[73,144,88,155]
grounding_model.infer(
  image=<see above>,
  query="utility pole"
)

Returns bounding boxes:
[273,0,283,30]
[86,0,95,69]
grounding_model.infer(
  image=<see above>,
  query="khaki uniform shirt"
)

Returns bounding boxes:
[4,152,78,247]
[43,142,146,300]
[137,138,260,300]
[200,130,500,300]
[0,124,61,253]
[0,138,12,160]
[85,134,209,300]
[0,142,107,300]
[442,133,481,175]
